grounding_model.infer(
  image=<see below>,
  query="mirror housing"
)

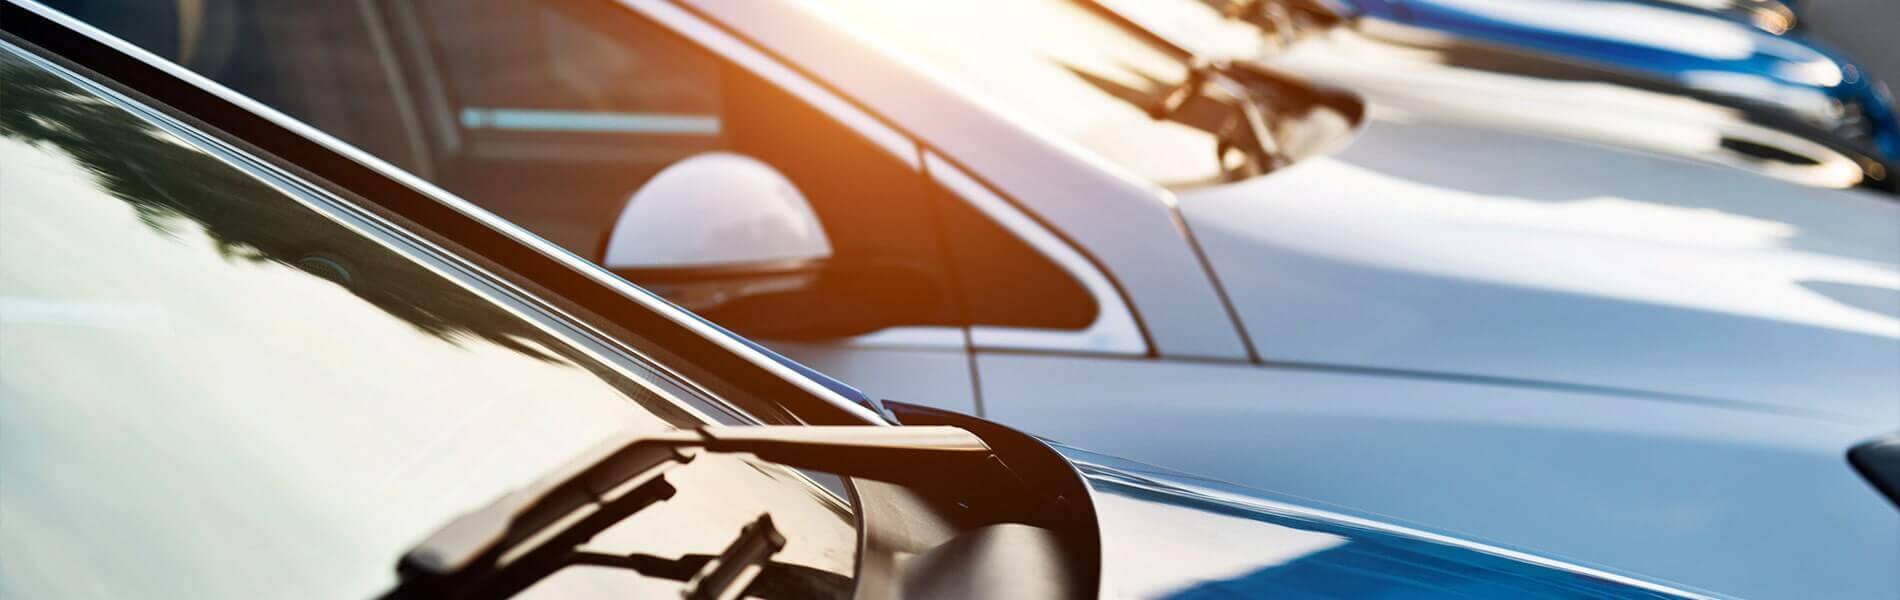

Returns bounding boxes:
[600,153,943,340]
[602,151,831,272]
[600,152,833,321]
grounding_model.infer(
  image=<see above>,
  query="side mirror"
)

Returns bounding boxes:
[603,152,833,275]
[602,153,943,339]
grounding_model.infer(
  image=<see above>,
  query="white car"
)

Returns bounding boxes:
[51,0,1900,597]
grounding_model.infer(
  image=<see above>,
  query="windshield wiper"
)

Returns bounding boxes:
[384,425,993,600]
[680,514,786,600]
[1080,0,1291,176]
[1151,59,1289,176]
[1207,0,1346,44]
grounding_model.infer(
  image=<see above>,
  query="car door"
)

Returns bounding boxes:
[41,0,993,411]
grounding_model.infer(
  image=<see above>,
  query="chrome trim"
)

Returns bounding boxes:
[7,0,887,425]
[926,152,1148,356]
[458,108,722,135]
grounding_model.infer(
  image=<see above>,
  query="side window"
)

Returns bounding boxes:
[932,186,1099,331]
[400,0,729,252]
[55,0,962,341]
[41,0,427,173]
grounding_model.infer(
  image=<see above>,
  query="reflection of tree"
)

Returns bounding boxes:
[0,57,565,361]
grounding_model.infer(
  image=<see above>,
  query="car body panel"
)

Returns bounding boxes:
[1177,115,1900,423]
[663,1,1900,596]
[1257,29,1883,190]
[980,352,1900,600]
[1067,446,1708,599]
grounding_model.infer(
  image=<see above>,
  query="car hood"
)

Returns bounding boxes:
[1057,445,1707,599]
[1176,112,1900,423]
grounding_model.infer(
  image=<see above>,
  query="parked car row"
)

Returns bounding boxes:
[3,0,1895,598]
[1270,0,1900,163]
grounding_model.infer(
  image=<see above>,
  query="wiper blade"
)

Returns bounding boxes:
[681,514,786,600]
[1151,60,1288,176]
[1207,0,1347,41]
[385,426,991,599]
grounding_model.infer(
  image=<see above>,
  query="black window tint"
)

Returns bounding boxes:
[43,0,430,173]
[54,0,960,341]
[399,0,728,256]
[931,185,1099,330]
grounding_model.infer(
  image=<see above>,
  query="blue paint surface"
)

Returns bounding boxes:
[1064,445,1706,599]
[1334,0,1898,160]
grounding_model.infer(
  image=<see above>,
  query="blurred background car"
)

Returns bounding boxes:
[0,7,1721,597]
[1209,0,1900,164]
[34,0,1900,598]
[1638,0,1801,33]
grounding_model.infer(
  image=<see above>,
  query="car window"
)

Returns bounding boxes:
[49,0,1100,338]
[0,46,854,599]
[931,185,1099,330]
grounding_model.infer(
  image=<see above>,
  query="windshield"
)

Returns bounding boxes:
[808,0,1292,188]
[0,47,854,599]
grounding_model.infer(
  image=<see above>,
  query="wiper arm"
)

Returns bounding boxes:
[1151,60,1289,176]
[385,425,991,600]
[1216,0,1298,47]
[1210,0,1347,43]
[1080,0,1289,176]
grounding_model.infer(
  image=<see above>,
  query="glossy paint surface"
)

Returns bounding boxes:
[1065,446,1701,599]
[602,152,833,269]
[1349,0,1899,158]
[984,353,1899,599]
[1262,30,1878,189]
[680,1,1900,596]
[1179,113,1900,422]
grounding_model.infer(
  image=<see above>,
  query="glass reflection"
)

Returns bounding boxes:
[0,51,853,599]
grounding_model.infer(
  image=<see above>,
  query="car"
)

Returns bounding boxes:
[1641,0,1802,33]
[1314,0,1806,34]
[1205,0,1898,161]
[1640,0,1802,33]
[35,0,1900,598]
[0,4,1727,598]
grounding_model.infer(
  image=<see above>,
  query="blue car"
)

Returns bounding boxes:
[1260,0,1899,162]
[1633,0,1802,33]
